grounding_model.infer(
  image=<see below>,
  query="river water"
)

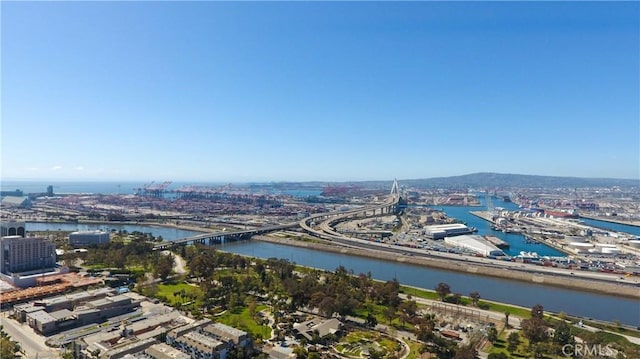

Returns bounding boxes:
[26,222,206,240]
[215,240,639,326]
[27,218,640,326]
[433,197,565,257]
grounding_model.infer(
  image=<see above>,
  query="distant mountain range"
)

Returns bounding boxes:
[256,172,638,190]
[398,172,639,189]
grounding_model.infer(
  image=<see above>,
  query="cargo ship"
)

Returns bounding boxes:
[544,209,579,219]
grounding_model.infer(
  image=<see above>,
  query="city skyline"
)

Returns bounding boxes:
[2,1,638,182]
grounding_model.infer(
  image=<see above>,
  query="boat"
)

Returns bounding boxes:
[518,251,539,259]
[544,209,579,219]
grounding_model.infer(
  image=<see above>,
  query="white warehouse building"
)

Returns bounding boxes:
[423,223,472,240]
[444,235,505,257]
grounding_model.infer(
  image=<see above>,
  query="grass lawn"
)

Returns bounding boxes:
[401,285,533,319]
[216,305,271,340]
[337,330,396,358]
[405,340,424,359]
[478,301,531,318]
[489,330,529,358]
[156,281,203,306]
[400,285,441,301]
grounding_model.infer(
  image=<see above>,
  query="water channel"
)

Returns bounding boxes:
[28,215,640,326]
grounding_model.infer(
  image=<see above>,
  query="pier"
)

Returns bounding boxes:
[484,235,509,249]
[469,211,495,224]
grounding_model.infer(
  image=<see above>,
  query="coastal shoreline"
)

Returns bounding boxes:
[253,236,640,299]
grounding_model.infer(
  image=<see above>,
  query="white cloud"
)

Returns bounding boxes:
[74,166,85,171]
[51,165,63,171]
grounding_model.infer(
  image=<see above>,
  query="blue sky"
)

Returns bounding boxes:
[1,1,638,182]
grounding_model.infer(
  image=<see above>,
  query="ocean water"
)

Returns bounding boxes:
[1,181,143,195]
[1,181,322,198]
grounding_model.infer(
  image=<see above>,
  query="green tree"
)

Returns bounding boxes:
[453,344,478,359]
[365,313,378,328]
[399,299,418,327]
[435,282,451,301]
[469,291,481,307]
[451,293,462,304]
[521,305,548,344]
[60,349,75,359]
[0,335,19,359]
[530,342,548,359]
[293,346,307,359]
[531,304,544,320]
[383,306,397,325]
[553,321,573,344]
[507,332,520,353]
[487,353,508,359]
[486,327,498,343]
[152,252,174,280]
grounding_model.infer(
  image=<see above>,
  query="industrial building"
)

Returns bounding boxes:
[69,230,110,247]
[20,293,139,335]
[0,196,32,208]
[423,223,473,240]
[13,287,116,321]
[0,235,56,274]
[444,235,505,257]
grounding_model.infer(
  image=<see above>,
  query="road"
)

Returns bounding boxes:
[164,250,187,274]
[1,311,58,359]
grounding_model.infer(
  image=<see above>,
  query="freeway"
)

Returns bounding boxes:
[300,193,400,241]
[296,194,639,290]
[153,194,398,250]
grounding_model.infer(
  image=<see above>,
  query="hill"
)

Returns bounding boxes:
[398,172,638,189]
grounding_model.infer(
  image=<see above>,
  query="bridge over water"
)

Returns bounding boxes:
[153,180,402,250]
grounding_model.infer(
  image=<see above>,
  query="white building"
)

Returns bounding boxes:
[423,223,472,240]
[1,221,26,237]
[444,235,505,257]
[69,230,110,247]
[0,236,56,274]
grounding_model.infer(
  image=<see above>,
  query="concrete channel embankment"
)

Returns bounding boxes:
[253,236,640,299]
